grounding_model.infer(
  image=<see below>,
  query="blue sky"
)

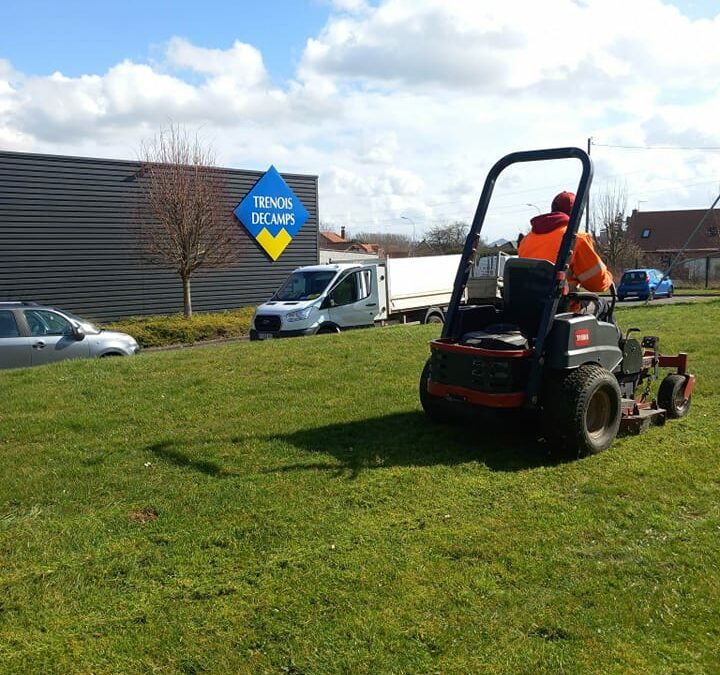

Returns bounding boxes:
[3,0,329,81]
[1,0,719,240]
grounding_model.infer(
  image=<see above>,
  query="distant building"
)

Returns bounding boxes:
[626,208,720,284]
[487,238,520,255]
[319,228,351,251]
[319,227,388,258]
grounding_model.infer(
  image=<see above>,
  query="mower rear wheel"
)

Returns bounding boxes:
[658,373,691,418]
[419,359,454,423]
[546,364,622,456]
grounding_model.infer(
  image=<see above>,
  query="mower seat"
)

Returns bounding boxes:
[461,325,529,350]
[501,257,556,337]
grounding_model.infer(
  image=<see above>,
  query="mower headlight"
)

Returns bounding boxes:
[285,306,314,323]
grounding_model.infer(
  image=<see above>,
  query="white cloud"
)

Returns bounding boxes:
[166,38,268,87]
[329,0,372,14]
[1,1,719,240]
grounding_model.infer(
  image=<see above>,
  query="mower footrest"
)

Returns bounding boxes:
[620,405,667,436]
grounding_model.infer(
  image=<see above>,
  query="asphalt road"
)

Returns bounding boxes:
[613,295,720,307]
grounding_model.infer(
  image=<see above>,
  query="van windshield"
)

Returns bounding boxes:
[274,270,337,301]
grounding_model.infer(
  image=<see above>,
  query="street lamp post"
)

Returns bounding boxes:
[526,203,541,215]
[401,215,416,256]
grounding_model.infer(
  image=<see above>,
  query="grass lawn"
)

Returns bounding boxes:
[1,301,719,674]
[673,288,720,296]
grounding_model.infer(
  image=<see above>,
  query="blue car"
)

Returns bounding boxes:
[617,269,673,301]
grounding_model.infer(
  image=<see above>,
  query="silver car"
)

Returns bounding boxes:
[0,302,139,369]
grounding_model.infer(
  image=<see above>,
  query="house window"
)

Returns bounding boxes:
[641,228,651,239]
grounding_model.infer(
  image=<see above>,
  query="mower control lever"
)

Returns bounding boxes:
[566,291,600,303]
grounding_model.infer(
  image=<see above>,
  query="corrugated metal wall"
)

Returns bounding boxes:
[0,150,319,320]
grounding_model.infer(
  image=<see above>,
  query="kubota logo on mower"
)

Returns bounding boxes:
[574,328,591,347]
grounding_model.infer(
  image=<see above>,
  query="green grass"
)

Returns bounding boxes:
[673,287,720,295]
[1,301,720,674]
[104,307,256,348]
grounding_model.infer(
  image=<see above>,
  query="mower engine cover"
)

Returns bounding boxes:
[544,313,623,371]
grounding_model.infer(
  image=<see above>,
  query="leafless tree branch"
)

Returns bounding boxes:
[137,124,242,317]
[591,181,642,276]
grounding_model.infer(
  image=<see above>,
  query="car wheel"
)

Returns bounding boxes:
[667,286,673,298]
[617,296,625,302]
[544,365,622,456]
[658,373,691,418]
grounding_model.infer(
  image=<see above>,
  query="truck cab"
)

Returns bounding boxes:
[250,263,382,340]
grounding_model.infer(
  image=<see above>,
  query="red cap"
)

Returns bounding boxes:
[551,191,575,215]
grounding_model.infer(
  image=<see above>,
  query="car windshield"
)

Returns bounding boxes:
[274,270,337,301]
[622,271,648,283]
[62,310,102,334]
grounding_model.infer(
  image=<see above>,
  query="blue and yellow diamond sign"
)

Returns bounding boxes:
[234,166,309,261]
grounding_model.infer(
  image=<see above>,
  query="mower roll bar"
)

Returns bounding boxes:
[442,147,594,407]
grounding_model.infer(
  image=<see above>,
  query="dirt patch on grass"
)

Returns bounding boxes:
[129,507,159,524]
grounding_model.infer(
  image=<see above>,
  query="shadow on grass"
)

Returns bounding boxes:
[146,440,235,478]
[257,410,573,477]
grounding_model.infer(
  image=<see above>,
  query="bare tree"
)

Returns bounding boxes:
[424,222,481,254]
[138,125,241,318]
[591,182,642,276]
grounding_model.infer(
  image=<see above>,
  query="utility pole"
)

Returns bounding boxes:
[401,215,416,256]
[586,137,592,233]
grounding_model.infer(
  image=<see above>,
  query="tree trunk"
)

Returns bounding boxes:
[182,275,193,318]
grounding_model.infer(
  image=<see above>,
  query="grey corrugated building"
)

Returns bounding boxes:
[0,150,319,320]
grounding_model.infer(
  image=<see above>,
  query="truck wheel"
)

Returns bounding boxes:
[419,359,453,423]
[546,365,622,456]
[426,314,443,324]
[658,373,691,418]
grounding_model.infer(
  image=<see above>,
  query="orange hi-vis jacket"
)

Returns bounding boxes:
[518,212,613,292]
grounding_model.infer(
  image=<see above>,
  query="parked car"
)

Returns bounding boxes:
[0,302,139,370]
[617,269,673,301]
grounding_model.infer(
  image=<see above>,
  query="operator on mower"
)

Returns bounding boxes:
[518,191,613,318]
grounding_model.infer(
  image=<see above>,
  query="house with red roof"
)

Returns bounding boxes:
[626,208,720,285]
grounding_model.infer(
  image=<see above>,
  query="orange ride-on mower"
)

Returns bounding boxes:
[419,147,695,456]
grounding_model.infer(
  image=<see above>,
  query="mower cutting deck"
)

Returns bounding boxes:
[420,148,695,455]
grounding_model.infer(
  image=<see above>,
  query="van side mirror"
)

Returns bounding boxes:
[72,325,86,341]
[321,296,336,309]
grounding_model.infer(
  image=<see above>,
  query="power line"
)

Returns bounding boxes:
[593,142,720,151]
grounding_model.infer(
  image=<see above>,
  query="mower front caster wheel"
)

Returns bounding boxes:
[658,373,691,418]
[546,364,622,456]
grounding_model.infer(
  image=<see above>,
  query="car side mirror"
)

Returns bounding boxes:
[72,325,86,341]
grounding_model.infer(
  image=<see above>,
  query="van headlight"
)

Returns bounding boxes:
[285,306,314,322]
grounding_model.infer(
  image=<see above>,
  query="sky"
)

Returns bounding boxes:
[2,0,720,243]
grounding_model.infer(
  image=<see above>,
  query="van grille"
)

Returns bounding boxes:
[255,314,281,331]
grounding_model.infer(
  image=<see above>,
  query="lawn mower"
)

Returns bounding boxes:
[420,147,695,455]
